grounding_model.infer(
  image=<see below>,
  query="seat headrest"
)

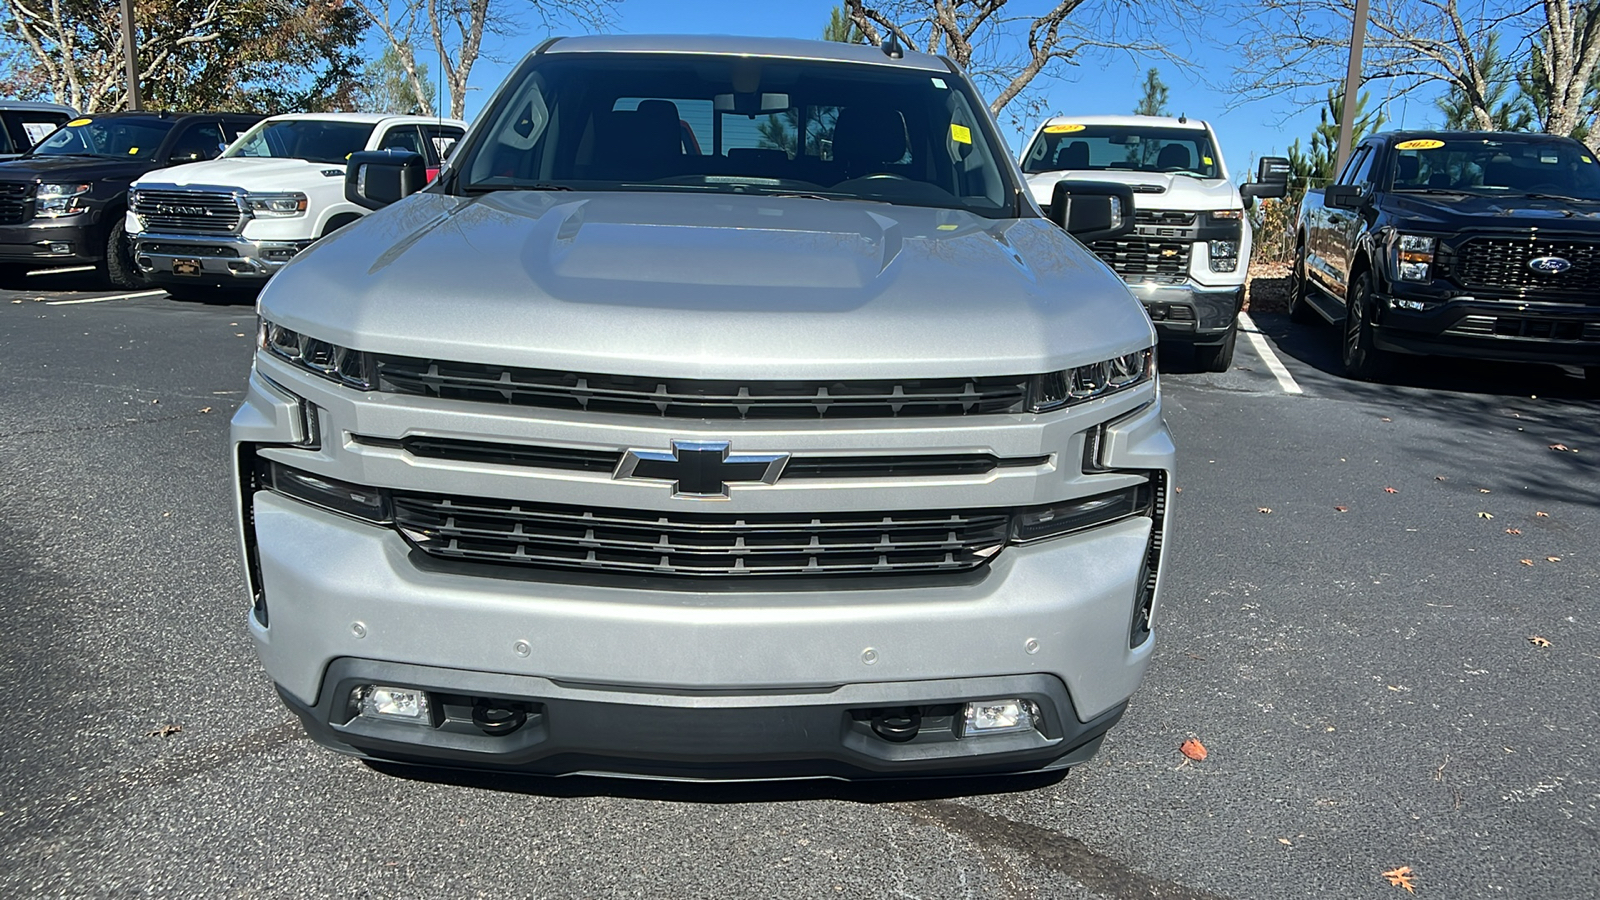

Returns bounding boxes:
[1156,143,1191,170]
[833,106,908,170]
[1057,140,1090,169]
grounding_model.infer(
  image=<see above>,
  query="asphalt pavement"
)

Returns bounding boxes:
[1,273,1596,899]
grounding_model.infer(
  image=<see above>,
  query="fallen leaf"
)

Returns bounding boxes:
[1382,866,1417,893]
[1547,556,1561,563]
[1334,506,1348,512]
[1277,838,1292,846]
[1477,511,1495,519]
[1173,487,1182,493]
[150,398,159,404]
[1535,511,1550,518]
[1179,738,1208,761]
[1434,475,1447,481]
[1529,635,1552,648]
[1380,416,1393,422]
[1257,507,1272,514]
[1505,528,1522,534]
[1384,487,1398,494]
[1479,488,1491,493]
[147,724,182,737]
[1549,443,1576,453]
[1520,559,1535,566]
[199,407,212,414]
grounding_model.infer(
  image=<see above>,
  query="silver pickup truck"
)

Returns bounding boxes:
[233,34,1176,780]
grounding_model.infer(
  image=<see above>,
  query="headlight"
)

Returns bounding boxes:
[1396,234,1435,282]
[259,320,373,389]
[244,192,308,217]
[1208,209,1243,221]
[258,459,389,523]
[1028,347,1155,413]
[36,182,90,217]
[1208,239,1239,273]
[1012,482,1154,542]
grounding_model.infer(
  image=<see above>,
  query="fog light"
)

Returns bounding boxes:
[356,685,431,723]
[48,242,70,253]
[1391,298,1428,311]
[961,699,1040,736]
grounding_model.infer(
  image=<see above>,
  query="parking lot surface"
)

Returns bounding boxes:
[1,275,1596,898]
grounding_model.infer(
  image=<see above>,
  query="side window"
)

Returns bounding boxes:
[1351,146,1378,189]
[422,124,464,165]
[378,124,425,156]
[1334,146,1368,186]
[168,122,226,163]
[222,119,254,145]
[4,111,68,151]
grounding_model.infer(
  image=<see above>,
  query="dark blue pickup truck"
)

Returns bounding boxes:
[1292,130,1600,389]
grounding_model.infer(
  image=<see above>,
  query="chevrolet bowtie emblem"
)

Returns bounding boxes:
[1160,248,1178,257]
[616,440,789,499]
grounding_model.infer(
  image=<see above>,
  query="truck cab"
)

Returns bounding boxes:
[1293,130,1600,388]
[1020,115,1286,371]
[126,113,465,297]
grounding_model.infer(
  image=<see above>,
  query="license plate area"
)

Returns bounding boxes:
[172,258,202,276]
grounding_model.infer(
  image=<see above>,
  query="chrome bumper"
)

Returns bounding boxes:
[133,232,313,280]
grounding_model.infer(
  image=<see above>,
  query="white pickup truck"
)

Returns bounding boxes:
[126,113,465,298]
[1020,115,1286,370]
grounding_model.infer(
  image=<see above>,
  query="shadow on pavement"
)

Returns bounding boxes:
[363,759,1068,804]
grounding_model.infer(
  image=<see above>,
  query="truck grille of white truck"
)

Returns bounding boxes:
[1087,237,1191,281]
[132,189,242,234]
[390,493,1012,577]
[373,356,1029,419]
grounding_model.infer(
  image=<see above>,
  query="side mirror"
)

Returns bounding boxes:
[1241,156,1290,205]
[345,149,427,210]
[1324,183,1365,211]
[1048,180,1136,243]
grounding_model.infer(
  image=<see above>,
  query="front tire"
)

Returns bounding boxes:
[102,219,148,290]
[1194,325,1237,373]
[1288,240,1318,324]
[1341,271,1392,381]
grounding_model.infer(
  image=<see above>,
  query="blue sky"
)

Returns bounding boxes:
[416,0,1447,178]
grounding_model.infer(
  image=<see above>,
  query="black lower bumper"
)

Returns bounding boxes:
[1373,296,1600,365]
[279,659,1126,781]
[1125,284,1244,344]
[0,220,100,266]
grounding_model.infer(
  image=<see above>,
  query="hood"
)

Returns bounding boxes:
[1025,170,1238,212]
[1382,191,1600,231]
[135,156,345,190]
[261,191,1154,380]
[0,154,151,184]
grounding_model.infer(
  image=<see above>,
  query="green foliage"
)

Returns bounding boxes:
[1133,68,1169,117]
[1518,32,1600,142]
[356,45,430,116]
[1285,87,1385,208]
[823,5,865,43]
[1436,34,1531,132]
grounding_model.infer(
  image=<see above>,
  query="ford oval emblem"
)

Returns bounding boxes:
[1528,256,1572,273]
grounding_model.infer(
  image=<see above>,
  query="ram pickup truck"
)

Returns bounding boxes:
[0,111,260,287]
[1021,115,1287,371]
[1294,129,1600,387]
[127,113,465,298]
[234,34,1175,780]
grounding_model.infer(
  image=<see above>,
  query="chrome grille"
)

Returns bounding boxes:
[132,189,242,234]
[392,493,1012,577]
[1440,237,1600,298]
[1088,237,1191,280]
[0,182,31,225]
[373,357,1029,419]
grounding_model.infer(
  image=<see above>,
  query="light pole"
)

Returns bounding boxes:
[1333,0,1370,176]
[120,0,142,110]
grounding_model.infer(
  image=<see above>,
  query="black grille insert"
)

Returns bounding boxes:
[1440,237,1600,298]
[0,181,32,225]
[1088,237,1191,280]
[373,357,1029,420]
[391,493,1013,577]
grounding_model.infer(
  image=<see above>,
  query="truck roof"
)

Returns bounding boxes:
[257,112,468,128]
[0,99,77,115]
[1372,129,1583,145]
[542,33,951,73]
[1037,114,1207,131]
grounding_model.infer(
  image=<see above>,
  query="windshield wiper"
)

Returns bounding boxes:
[1523,192,1600,203]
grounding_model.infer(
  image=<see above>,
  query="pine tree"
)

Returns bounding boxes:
[1436,34,1530,132]
[823,5,865,43]
[1286,88,1385,209]
[1133,68,1169,117]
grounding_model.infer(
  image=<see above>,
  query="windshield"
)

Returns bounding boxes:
[225,119,376,164]
[1022,124,1220,179]
[458,54,1015,215]
[29,117,173,160]
[1388,137,1600,199]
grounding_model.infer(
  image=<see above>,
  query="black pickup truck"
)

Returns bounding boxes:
[1292,130,1600,388]
[0,111,260,288]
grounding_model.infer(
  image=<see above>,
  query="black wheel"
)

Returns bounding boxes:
[102,218,148,290]
[1194,325,1237,373]
[1288,239,1318,324]
[1341,271,1392,381]
[0,263,29,288]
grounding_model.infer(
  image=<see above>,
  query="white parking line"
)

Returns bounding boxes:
[1237,310,1304,395]
[44,290,168,306]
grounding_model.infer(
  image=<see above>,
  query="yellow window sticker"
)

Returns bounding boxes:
[1202,156,1214,165]
[950,124,972,145]
[1044,124,1086,134]
[1584,155,1594,164]
[937,224,959,230]
[127,147,138,154]
[67,118,91,127]
[1395,139,1445,150]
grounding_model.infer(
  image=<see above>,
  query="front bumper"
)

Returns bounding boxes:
[133,231,312,283]
[0,217,99,265]
[1373,294,1600,365]
[1125,283,1244,344]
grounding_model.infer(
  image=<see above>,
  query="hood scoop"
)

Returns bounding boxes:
[1131,184,1167,194]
